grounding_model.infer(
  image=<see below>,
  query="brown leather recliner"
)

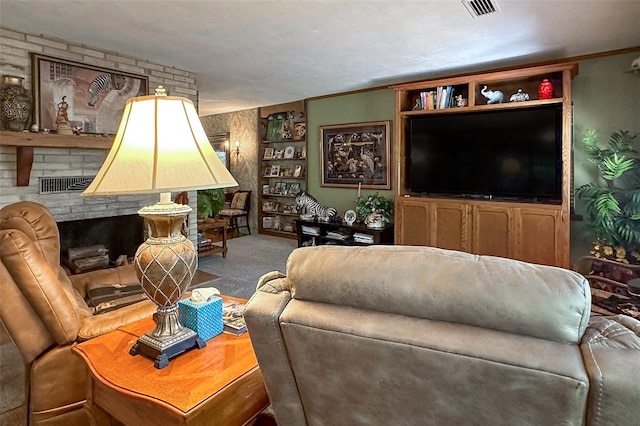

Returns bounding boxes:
[245,245,640,426]
[0,201,157,426]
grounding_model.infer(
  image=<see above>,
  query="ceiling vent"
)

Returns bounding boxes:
[462,0,500,18]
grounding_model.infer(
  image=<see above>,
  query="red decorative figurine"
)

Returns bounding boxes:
[538,79,554,99]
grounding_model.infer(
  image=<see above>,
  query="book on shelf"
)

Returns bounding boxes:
[353,232,374,244]
[326,231,348,240]
[418,86,455,110]
[302,225,320,236]
[222,300,247,336]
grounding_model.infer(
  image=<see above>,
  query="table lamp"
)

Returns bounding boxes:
[82,86,237,368]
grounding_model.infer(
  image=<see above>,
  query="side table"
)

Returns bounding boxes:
[197,218,228,258]
[72,296,269,426]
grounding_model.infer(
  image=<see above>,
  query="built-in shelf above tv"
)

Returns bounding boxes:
[390,62,578,268]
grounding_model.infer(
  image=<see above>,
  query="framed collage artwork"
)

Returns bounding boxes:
[319,120,391,189]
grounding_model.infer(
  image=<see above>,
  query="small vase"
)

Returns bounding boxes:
[0,75,32,131]
[538,79,554,100]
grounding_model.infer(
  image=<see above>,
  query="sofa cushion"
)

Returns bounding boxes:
[285,245,591,344]
[0,200,61,269]
[230,191,248,209]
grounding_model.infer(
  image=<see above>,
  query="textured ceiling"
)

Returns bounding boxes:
[1,1,639,116]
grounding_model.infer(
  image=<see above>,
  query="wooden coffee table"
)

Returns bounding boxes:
[73,297,269,426]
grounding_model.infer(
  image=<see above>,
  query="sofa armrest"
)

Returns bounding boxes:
[581,315,640,425]
[77,299,157,341]
[245,281,306,426]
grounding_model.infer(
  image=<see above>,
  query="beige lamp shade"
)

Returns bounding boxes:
[83,92,237,196]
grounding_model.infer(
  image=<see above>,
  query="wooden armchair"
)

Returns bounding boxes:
[217,190,251,237]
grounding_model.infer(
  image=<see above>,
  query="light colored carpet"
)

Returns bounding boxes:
[196,233,297,299]
[0,339,25,415]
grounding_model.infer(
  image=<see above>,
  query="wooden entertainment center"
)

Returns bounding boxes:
[391,63,578,268]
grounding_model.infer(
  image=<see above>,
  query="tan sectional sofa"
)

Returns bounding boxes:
[245,245,640,425]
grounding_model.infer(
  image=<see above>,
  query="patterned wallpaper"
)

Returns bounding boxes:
[200,108,259,233]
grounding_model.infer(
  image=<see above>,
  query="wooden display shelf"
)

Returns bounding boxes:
[262,194,296,198]
[260,228,297,239]
[295,219,394,248]
[0,131,113,186]
[262,139,306,144]
[261,158,305,162]
[263,211,299,217]
[391,62,577,268]
[258,100,307,240]
[399,97,564,116]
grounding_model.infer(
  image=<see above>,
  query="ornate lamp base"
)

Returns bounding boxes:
[129,194,205,369]
[130,326,205,369]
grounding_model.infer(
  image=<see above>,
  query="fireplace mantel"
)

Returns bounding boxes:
[0,131,113,186]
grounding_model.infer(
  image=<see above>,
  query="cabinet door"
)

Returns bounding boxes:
[396,198,430,246]
[431,202,470,252]
[514,207,567,267]
[471,205,514,258]
[396,198,471,251]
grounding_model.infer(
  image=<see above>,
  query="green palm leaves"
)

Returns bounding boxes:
[576,130,640,250]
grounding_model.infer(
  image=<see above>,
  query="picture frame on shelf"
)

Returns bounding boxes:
[274,181,288,194]
[293,122,306,140]
[263,167,272,177]
[262,216,273,229]
[273,149,284,159]
[263,147,274,159]
[270,165,281,177]
[31,53,149,135]
[282,204,295,214]
[320,120,391,189]
[293,164,303,178]
[265,112,287,141]
[288,182,301,196]
[262,184,270,194]
[301,146,307,159]
[263,200,279,212]
[284,145,295,159]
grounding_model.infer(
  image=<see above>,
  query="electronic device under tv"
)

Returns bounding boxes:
[408,104,563,203]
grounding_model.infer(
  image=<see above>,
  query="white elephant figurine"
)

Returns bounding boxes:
[481,86,504,104]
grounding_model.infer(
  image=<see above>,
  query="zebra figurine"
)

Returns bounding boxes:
[295,192,337,220]
[87,74,118,107]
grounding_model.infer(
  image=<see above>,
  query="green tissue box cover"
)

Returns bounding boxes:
[178,296,223,341]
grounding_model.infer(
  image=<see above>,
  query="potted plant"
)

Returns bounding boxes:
[575,129,640,265]
[197,188,226,222]
[356,192,394,228]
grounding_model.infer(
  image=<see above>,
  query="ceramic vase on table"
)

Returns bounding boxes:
[0,75,32,131]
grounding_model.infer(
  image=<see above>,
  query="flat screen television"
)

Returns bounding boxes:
[408,104,563,203]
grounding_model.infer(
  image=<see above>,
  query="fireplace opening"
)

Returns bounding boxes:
[57,215,144,271]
